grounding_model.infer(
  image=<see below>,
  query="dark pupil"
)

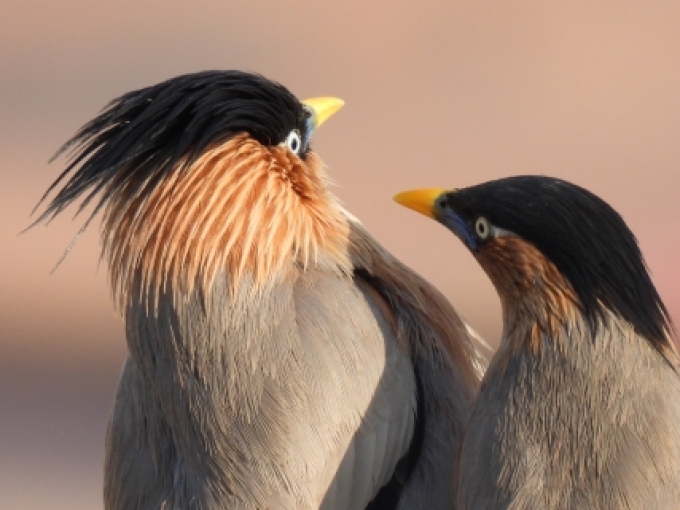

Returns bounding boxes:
[478,221,486,235]
[290,135,298,151]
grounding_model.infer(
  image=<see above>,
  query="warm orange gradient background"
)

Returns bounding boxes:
[2,1,679,508]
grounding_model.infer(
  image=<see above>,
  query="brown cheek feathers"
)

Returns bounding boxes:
[476,236,580,354]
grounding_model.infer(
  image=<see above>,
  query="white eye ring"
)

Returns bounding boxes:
[284,129,302,154]
[475,216,491,240]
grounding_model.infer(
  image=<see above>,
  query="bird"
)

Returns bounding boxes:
[394,176,680,509]
[32,70,486,510]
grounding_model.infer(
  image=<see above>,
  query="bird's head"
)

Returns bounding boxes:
[34,71,350,310]
[395,176,675,355]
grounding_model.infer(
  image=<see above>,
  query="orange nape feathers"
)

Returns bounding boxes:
[101,133,352,312]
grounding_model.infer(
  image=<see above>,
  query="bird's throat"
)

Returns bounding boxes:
[475,236,580,354]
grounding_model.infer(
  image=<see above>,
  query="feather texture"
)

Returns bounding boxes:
[107,265,417,509]
[101,134,351,312]
[418,175,680,508]
[459,309,680,509]
[34,71,485,509]
[440,175,676,358]
[104,219,483,509]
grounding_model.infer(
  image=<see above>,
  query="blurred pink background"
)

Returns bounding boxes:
[2,1,679,508]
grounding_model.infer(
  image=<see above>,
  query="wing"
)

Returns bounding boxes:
[308,270,419,509]
[347,220,486,508]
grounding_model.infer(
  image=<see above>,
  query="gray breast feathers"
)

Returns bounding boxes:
[458,311,680,509]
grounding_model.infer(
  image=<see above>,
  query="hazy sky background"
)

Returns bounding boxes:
[2,1,679,508]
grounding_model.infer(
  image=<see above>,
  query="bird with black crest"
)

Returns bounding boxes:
[32,71,487,509]
[395,176,680,509]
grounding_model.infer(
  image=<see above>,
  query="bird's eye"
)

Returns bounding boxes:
[284,130,302,154]
[475,216,491,240]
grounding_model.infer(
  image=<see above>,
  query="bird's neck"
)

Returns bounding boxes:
[475,236,581,355]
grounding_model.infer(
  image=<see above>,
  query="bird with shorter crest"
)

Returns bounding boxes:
[395,176,680,509]
[32,71,486,510]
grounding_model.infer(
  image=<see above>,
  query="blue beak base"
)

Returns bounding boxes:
[437,209,478,251]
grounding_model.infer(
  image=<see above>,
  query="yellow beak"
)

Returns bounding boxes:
[393,188,448,219]
[302,97,345,129]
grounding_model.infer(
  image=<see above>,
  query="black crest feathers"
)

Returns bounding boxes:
[32,70,309,231]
